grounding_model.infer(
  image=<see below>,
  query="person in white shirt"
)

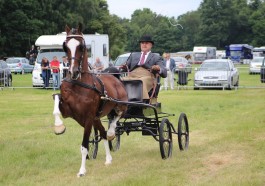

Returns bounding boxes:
[163,53,176,90]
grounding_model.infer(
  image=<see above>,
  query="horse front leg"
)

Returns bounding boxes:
[53,94,66,135]
[77,124,92,177]
[77,145,88,177]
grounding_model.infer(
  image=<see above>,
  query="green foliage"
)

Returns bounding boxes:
[1,0,265,59]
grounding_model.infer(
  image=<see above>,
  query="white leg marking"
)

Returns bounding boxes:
[107,112,122,138]
[103,139,112,165]
[53,95,63,126]
[77,145,88,177]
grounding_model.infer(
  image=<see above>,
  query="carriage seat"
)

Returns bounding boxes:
[122,80,143,102]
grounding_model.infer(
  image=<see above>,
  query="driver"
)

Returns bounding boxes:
[121,35,167,101]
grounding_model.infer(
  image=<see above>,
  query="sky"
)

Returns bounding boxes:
[106,0,202,19]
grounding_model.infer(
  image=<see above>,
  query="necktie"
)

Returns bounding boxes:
[140,52,147,65]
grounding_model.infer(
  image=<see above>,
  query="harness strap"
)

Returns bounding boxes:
[63,75,107,118]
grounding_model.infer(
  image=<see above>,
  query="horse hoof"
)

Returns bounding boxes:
[105,161,112,166]
[54,125,66,135]
[77,173,85,177]
[107,135,115,141]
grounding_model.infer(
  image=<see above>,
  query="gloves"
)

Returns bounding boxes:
[151,65,160,73]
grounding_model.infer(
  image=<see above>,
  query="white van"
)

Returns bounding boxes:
[32,32,109,87]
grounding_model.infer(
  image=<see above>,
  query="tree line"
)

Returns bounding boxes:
[0,0,264,60]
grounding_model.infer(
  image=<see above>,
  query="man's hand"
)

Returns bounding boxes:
[119,64,128,72]
[151,65,160,72]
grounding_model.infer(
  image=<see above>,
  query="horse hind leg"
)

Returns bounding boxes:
[53,94,66,135]
[107,110,122,141]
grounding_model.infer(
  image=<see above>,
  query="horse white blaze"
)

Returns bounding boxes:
[67,38,80,74]
[53,94,63,126]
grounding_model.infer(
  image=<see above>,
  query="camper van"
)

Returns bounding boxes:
[193,46,216,64]
[32,32,109,87]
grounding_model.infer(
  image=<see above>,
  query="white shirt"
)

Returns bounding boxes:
[166,59,170,70]
[138,51,151,65]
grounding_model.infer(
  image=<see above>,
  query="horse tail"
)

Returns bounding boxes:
[102,67,121,79]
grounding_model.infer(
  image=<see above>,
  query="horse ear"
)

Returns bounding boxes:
[77,23,83,33]
[65,25,71,34]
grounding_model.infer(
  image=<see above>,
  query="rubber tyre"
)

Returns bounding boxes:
[88,125,99,159]
[178,113,189,151]
[159,118,173,159]
[108,121,121,152]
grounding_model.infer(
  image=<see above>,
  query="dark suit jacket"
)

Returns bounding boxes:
[126,52,167,78]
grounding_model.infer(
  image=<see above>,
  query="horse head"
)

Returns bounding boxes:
[64,24,88,80]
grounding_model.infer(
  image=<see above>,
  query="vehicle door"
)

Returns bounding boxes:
[261,57,265,83]
[0,62,4,83]
[229,62,238,85]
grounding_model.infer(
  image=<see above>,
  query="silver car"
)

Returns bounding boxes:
[249,57,264,74]
[172,56,192,73]
[6,57,34,74]
[194,59,239,90]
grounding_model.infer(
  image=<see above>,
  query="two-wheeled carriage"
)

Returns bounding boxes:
[87,79,189,160]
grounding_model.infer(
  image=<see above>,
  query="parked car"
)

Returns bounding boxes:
[172,56,192,73]
[261,57,265,83]
[32,49,64,87]
[113,53,130,69]
[6,57,34,74]
[249,57,264,74]
[194,59,239,90]
[0,60,12,87]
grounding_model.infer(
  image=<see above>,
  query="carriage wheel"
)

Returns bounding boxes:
[108,122,121,152]
[88,126,99,159]
[177,113,189,150]
[159,118,173,159]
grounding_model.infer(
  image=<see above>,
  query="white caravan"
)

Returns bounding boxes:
[32,32,109,87]
[193,46,216,64]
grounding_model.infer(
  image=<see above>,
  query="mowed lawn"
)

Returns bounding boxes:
[0,73,265,186]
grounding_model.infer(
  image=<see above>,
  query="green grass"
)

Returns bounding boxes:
[0,73,265,185]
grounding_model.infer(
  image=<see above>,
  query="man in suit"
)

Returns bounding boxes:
[122,35,167,100]
[163,53,176,90]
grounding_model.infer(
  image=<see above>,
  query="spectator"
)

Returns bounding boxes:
[29,45,37,65]
[62,56,69,78]
[41,57,51,89]
[93,57,104,73]
[50,56,60,90]
[163,53,176,90]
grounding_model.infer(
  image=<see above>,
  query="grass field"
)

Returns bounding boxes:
[0,71,265,186]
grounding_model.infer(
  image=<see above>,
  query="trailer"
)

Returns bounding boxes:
[193,46,216,64]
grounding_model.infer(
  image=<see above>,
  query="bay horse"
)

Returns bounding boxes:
[52,24,128,177]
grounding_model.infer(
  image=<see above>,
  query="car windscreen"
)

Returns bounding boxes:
[114,56,128,66]
[252,57,264,63]
[200,62,229,71]
[36,50,65,64]
[6,58,20,64]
